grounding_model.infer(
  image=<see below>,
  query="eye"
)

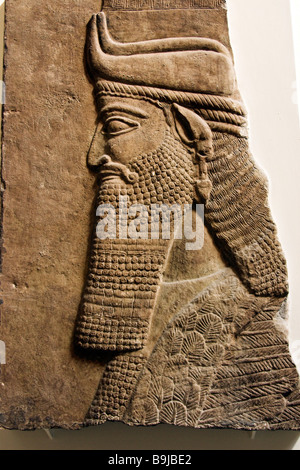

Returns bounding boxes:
[101,115,140,137]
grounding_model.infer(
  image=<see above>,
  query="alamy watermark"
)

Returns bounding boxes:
[0,340,6,365]
[96,196,204,251]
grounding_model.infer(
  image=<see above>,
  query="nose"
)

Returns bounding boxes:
[87,123,106,168]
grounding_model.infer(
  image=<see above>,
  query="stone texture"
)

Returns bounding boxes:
[0,0,299,430]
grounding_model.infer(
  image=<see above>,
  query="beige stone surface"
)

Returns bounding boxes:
[0,1,104,429]
[1,0,300,430]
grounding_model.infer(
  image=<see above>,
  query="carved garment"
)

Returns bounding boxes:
[86,270,300,430]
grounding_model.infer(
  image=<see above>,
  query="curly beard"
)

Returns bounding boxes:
[75,129,195,352]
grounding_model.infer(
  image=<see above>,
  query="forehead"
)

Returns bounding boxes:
[97,96,164,119]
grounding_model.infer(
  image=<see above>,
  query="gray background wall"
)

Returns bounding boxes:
[0,0,300,450]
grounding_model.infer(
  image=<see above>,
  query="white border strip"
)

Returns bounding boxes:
[290,0,300,125]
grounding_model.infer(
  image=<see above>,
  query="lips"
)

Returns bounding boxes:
[99,163,124,182]
[98,155,138,184]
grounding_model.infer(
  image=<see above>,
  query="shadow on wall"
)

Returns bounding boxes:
[0,1,4,139]
[0,2,4,79]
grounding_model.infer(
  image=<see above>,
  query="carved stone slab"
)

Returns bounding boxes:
[0,0,299,430]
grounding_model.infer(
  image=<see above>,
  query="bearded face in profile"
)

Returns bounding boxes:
[88,96,196,208]
[75,95,208,353]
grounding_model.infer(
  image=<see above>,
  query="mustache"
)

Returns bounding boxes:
[96,155,138,184]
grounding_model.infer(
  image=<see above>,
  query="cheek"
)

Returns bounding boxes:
[107,120,168,165]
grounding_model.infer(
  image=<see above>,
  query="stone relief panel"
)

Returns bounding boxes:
[0,0,299,431]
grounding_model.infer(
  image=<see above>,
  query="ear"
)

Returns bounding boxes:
[171,103,212,153]
[172,104,214,202]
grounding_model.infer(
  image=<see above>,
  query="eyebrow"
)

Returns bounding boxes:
[99,102,150,119]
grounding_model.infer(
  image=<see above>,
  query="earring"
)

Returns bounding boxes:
[195,139,213,202]
[195,155,212,202]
